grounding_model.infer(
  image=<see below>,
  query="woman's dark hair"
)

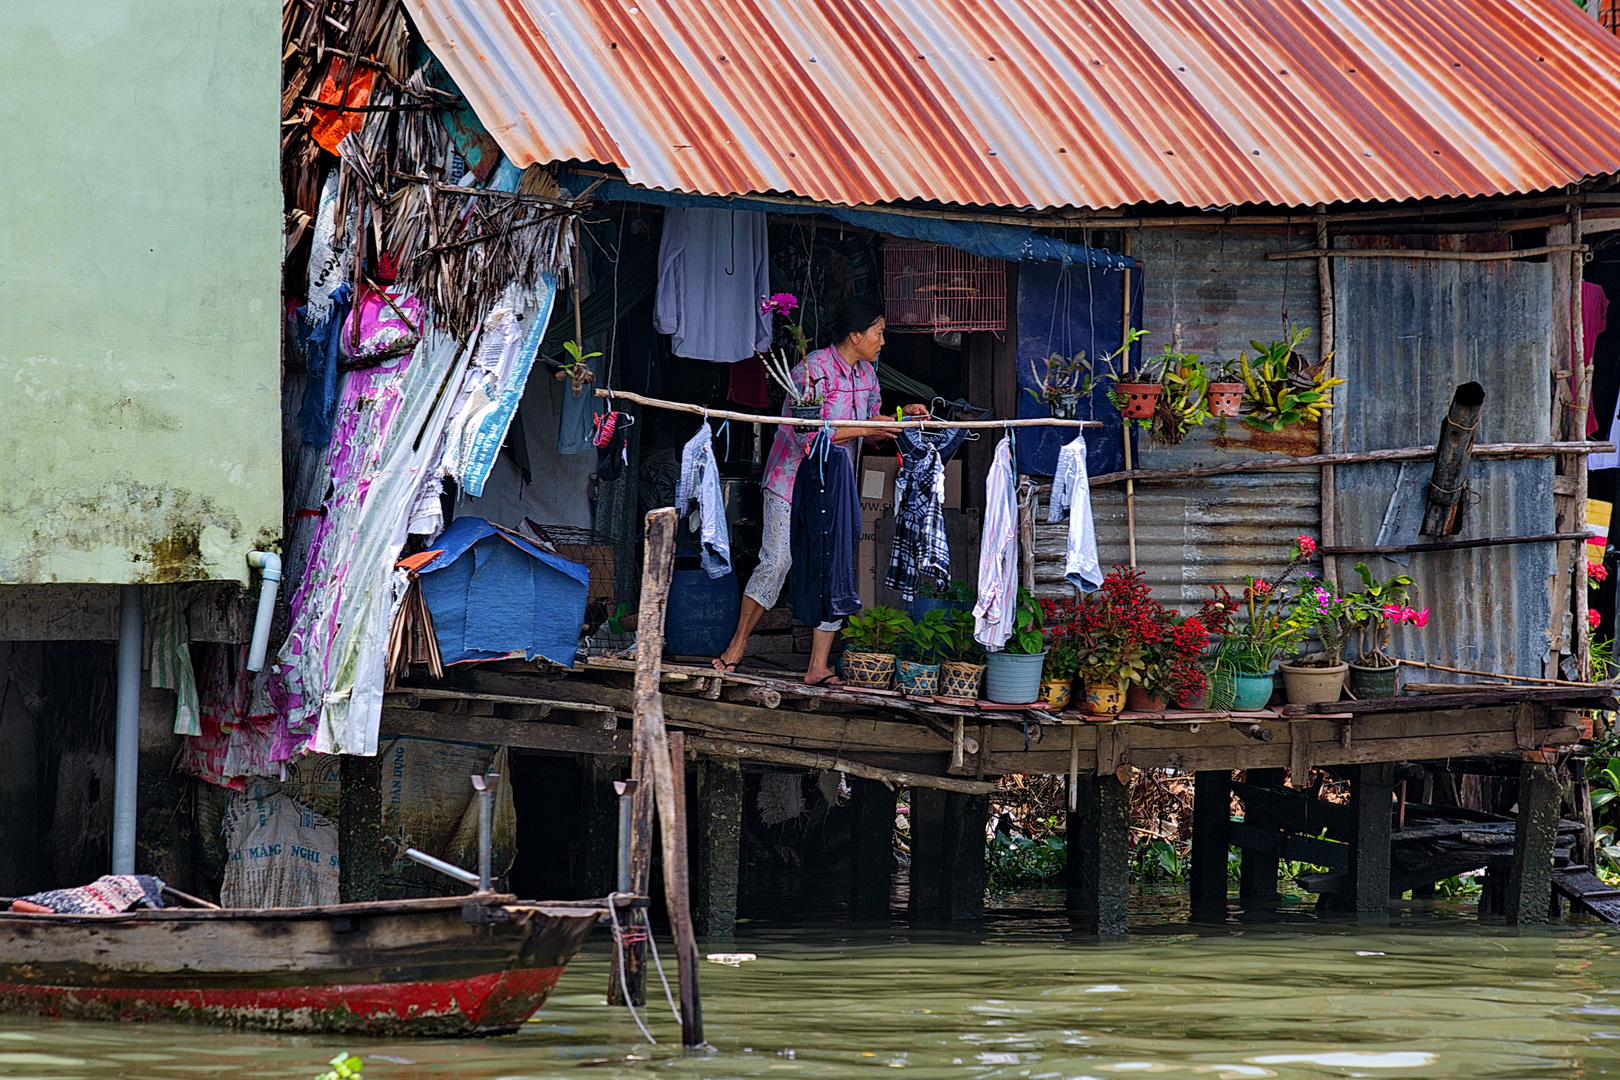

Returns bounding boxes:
[829,296,886,343]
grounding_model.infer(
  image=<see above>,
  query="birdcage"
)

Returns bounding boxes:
[525,522,637,656]
[882,240,1007,334]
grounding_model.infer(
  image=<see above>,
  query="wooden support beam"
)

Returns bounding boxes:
[908,787,947,916]
[1348,762,1395,924]
[1422,382,1486,537]
[1067,772,1130,937]
[1506,758,1561,926]
[695,758,743,938]
[851,778,897,915]
[1189,771,1233,920]
[942,792,989,921]
[1237,769,1286,912]
[338,753,383,904]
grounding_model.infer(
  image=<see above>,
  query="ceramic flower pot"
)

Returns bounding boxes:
[1211,670,1275,712]
[1082,680,1126,717]
[1278,660,1348,704]
[1114,382,1163,419]
[1174,686,1209,710]
[843,651,895,690]
[897,659,940,697]
[1039,678,1073,710]
[1348,661,1399,700]
[984,649,1048,704]
[939,661,986,700]
[1050,391,1081,420]
[1206,382,1244,417]
[1125,683,1169,712]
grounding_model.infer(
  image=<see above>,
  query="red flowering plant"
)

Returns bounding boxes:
[1043,568,1209,700]
[1214,537,1327,674]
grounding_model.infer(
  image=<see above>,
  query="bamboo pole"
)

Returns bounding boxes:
[1420,382,1486,537]
[664,730,702,1047]
[1316,206,1339,590]
[1321,530,1592,556]
[1397,658,1607,689]
[1121,231,1138,568]
[1268,243,1585,262]
[1078,441,1613,488]
[1573,203,1592,681]
[633,508,703,1047]
[685,735,997,795]
[592,388,1100,429]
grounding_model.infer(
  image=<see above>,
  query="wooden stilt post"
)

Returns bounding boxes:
[1067,773,1130,937]
[338,753,383,903]
[1190,771,1232,921]
[1238,768,1285,913]
[696,757,743,938]
[942,792,989,921]
[1506,757,1560,926]
[851,778,897,915]
[631,508,703,1046]
[907,786,947,916]
[1348,762,1395,925]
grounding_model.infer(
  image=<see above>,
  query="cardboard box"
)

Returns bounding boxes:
[857,506,884,610]
[860,455,900,507]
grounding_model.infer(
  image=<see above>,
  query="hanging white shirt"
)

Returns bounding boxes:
[653,207,772,363]
[1048,433,1103,592]
[974,436,1020,651]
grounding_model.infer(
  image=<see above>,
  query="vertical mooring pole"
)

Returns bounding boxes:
[632,507,703,1045]
[111,584,143,875]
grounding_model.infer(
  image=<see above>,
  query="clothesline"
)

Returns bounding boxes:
[593,389,1102,429]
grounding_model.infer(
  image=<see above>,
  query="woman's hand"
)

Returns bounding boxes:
[901,403,931,418]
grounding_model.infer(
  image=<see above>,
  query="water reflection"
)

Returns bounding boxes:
[1,892,1617,1079]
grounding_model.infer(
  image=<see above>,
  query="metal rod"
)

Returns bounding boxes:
[615,781,635,893]
[592,388,1100,429]
[473,773,496,893]
[405,848,480,887]
[1268,243,1585,262]
[111,584,142,875]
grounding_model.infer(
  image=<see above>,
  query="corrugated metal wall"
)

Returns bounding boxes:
[1331,258,1555,680]
[1034,227,1323,608]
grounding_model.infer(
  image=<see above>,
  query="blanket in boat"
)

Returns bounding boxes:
[13,875,166,914]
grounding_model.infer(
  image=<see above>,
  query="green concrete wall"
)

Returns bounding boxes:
[0,1,282,584]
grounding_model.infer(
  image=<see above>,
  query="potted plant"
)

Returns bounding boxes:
[555,339,600,396]
[1052,570,1153,717]
[1040,641,1079,710]
[1098,328,1157,419]
[760,292,826,419]
[840,606,911,690]
[983,589,1049,704]
[1209,538,1323,712]
[937,607,987,700]
[1150,345,1215,447]
[1342,562,1426,699]
[897,607,948,697]
[1237,324,1346,433]
[1025,350,1096,420]
[1276,539,1352,704]
[1206,358,1245,418]
[1136,609,1213,712]
[906,579,975,626]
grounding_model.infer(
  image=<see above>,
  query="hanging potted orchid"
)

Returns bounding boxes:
[760,292,825,419]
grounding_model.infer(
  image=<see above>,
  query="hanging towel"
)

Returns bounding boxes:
[886,427,966,600]
[653,207,772,363]
[675,425,732,578]
[974,436,1020,651]
[1048,433,1103,592]
[145,585,202,736]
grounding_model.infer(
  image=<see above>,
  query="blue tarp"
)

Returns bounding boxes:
[1014,260,1143,478]
[558,174,1135,271]
[418,516,590,668]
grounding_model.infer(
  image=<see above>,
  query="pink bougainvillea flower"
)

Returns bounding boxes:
[1252,580,1272,594]
[1382,603,1404,623]
[1296,535,1317,557]
[760,292,799,317]
[1410,607,1430,628]
[1589,607,1604,630]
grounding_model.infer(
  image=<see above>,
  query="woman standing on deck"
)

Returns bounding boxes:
[712,297,926,685]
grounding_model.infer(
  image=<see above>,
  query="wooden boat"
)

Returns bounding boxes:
[0,893,609,1035]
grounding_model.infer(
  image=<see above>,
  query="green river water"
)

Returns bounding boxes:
[7,892,1620,1080]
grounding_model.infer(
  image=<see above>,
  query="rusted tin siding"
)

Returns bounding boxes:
[403,0,1620,211]
[1035,474,1320,611]
[1330,258,1556,679]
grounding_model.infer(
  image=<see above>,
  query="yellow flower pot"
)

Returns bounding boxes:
[1082,680,1126,717]
[1039,679,1072,710]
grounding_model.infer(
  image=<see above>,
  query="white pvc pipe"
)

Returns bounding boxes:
[245,552,282,673]
[111,584,142,875]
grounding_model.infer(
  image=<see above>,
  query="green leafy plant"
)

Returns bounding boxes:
[842,606,912,654]
[1025,350,1095,411]
[1151,346,1214,447]
[1343,562,1424,667]
[1237,324,1345,432]
[316,1055,363,1080]
[986,828,1067,890]
[1004,588,1045,655]
[903,608,951,665]
[1133,837,1187,883]
[938,607,986,665]
[917,579,978,605]
[1043,641,1080,682]
[556,339,601,396]
[1594,635,1615,682]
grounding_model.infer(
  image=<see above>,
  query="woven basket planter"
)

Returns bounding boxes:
[896,660,940,697]
[843,651,896,690]
[938,661,985,699]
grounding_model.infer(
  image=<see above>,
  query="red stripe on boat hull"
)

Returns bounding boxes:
[0,966,566,1036]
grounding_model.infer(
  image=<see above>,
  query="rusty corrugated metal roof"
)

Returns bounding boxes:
[403,0,1620,211]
